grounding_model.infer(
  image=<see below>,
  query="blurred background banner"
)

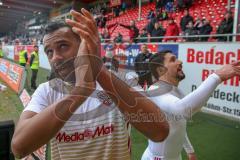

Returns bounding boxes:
[0,58,26,94]
[3,42,240,122]
[110,0,122,7]
[178,43,240,121]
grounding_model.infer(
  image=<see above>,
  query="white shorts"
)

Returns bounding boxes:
[141,147,182,160]
[141,148,163,160]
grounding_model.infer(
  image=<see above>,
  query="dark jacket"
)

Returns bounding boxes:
[120,24,139,41]
[217,17,234,41]
[134,52,153,86]
[185,27,199,42]
[156,0,167,9]
[150,27,166,42]
[199,24,213,41]
[139,32,148,43]
[180,15,194,31]
[114,34,123,43]
[147,11,155,19]
[97,16,107,28]
[30,54,35,67]
[134,52,152,75]
[146,20,155,34]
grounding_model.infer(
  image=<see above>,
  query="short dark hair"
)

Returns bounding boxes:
[149,50,172,79]
[43,20,71,35]
[33,45,38,48]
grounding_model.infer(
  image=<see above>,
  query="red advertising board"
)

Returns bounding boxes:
[0,58,26,93]
[19,89,31,107]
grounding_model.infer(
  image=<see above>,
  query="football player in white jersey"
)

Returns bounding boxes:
[141,50,240,160]
[11,8,169,159]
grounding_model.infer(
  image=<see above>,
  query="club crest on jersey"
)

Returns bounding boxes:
[97,91,113,106]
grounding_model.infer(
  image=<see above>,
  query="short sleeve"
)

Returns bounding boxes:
[24,83,50,113]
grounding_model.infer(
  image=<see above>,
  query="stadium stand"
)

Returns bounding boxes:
[100,0,236,42]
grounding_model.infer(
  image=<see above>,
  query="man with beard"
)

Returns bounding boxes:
[141,50,240,160]
[11,8,169,160]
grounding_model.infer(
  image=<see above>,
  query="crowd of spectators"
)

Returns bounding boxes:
[1,33,43,46]
[98,0,235,43]
[0,0,235,45]
[1,23,44,45]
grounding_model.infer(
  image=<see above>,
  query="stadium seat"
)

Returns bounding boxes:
[105,0,235,40]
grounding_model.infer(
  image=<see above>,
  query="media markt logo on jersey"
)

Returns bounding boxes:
[56,124,114,142]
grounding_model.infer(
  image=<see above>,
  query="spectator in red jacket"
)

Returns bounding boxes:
[163,18,179,42]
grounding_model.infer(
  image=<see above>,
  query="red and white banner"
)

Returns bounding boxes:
[2,42,240,121]
[0,58,26,94]
[19,89,31,107]
[178,43,240,121]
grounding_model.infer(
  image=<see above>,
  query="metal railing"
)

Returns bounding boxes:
[100,33,240,43]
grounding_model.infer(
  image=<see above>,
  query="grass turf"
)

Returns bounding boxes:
[0,67,240,160]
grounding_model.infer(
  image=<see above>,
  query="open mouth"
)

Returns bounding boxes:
[177,65,184,74]
[177,67,182,72]
[177,63,183,71]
